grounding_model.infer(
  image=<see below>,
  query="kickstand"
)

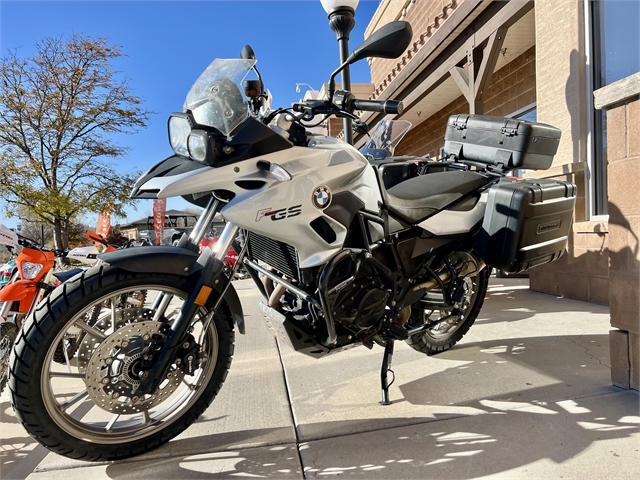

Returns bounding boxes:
[380,339,395,405]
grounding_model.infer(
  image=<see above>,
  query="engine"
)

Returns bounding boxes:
[324,253,389,333]
[332,282,388,330]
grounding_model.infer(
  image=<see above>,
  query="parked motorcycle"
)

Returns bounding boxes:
[10,21,576,461]
[0,247,18,290]
[0,228,136,394]
[0,224,86,393]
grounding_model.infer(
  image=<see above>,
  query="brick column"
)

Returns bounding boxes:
[594,73,640,390]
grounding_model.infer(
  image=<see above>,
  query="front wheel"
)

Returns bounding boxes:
[405,267,489,355]
[9,265,235,461]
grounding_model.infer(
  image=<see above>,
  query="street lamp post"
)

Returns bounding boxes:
[321,0,359,145]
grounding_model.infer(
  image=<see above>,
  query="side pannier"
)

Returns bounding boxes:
[474,178,577,273]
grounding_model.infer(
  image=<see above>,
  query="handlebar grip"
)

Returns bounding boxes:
[351,99,403,115]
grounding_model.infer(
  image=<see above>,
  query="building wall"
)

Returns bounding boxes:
[534,0,587,169]
[602,93,640,390]
[367,0,464,101]
[395,46,536,159]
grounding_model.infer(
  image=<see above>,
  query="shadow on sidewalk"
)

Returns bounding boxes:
[476,278,610,326]
[93,386,638,479]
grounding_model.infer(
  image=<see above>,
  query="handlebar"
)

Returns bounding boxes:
[17,237,66,257]
[290,93,404,122]
[351,99,403,115]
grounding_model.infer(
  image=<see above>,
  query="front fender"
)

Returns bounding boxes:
[97,246,245,334]
[98,246,201,276]
[0,279,38,313]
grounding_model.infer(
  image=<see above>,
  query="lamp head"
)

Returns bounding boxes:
[321,0,359,15]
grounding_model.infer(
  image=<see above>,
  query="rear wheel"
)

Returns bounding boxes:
[405,267,489,355]
[10,265,235,461]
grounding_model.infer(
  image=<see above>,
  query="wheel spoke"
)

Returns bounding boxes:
[63,338,72,373]
[49,371,85,379]
[59,390,89,411]
[182,377,195,391]
[110,297,117,332]
[143,409,152,425]
[75,320,107,342]
[153,294,173,321]
[106,414,120,431]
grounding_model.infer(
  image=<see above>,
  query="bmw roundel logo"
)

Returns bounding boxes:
[312,186,332,209]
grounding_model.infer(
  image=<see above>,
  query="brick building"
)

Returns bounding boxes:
[348,0,638,390]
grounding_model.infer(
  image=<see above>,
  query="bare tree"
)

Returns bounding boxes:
[0,34,150,250]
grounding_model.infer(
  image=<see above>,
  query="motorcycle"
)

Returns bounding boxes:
[0,228,135,394]
[10,20,575,461]
[0,224,86,393]
[0,246,18,290]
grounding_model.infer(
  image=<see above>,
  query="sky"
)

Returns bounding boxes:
[0,0,380,229]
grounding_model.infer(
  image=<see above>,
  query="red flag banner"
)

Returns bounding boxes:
[96,209,111,239]
[153,198,167,245]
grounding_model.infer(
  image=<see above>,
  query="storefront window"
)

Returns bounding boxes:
[594,0,640,86]
[591,0,640,215]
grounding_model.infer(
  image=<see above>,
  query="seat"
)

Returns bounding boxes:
[383,171,489,224]
[53,268,84,283]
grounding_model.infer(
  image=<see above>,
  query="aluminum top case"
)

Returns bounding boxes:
[443,114,561,171]
[474,178,577,273]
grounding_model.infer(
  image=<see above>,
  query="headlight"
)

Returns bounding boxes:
[168,113,192,157]
[21,262,44,280]
[188,130,212,163]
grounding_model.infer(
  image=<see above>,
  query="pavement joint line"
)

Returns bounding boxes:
[274,336,306,479]
[30,389,632,474]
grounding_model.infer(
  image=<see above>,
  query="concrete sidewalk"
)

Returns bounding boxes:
[1,277,638,479]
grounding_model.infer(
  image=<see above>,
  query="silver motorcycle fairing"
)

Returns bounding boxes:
[133,140,383,269]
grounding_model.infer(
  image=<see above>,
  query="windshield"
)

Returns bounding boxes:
[184,58,257,136]
[359,120,412,160]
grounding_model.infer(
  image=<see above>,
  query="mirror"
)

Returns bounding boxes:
[241,45,256,60]
[347,21,412,64]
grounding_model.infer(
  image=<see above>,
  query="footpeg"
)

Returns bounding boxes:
[386,322,409,340]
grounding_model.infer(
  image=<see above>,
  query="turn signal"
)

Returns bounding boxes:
[194,285,213,306]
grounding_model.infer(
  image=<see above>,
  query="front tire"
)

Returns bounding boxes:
[406,267,489,355]
[9,265,235,461]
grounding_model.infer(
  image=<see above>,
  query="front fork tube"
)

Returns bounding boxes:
[0,301,12,322]
[139,220,240,394]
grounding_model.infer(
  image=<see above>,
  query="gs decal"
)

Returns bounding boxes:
[255,205,302,222]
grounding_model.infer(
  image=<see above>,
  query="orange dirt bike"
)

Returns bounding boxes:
[0,224,82,393]
[0,226,124,394]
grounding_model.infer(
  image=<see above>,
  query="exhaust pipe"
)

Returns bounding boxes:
[413,251,485,293]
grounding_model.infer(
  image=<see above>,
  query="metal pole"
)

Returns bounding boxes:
[339,38,353,145]
[327,6,356,145]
